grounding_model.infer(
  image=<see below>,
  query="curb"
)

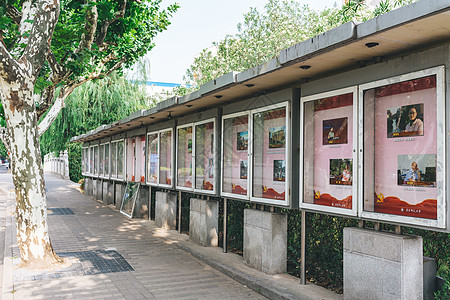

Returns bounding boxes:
[2,192,14,300]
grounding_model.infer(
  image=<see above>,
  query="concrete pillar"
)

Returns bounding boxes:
[63,150,70,179]
[343,227,423,300]
[104,181,114,205]
[189,198,218,247]
[84,177,93,196]
[134,186,149,219]
[95,179,102,200]
[243,209,287,275]
[114,182,126,210]
[155,191,177,230]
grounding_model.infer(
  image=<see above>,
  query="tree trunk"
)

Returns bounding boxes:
[4,88,62,268]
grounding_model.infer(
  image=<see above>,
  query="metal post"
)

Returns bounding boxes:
[358,220,364,228]
[374,222,381,231]
[178,191,182,233]
[301,209,306,285]
[260,205,265,211]
[270,206,274,213]
[223,198,227,253]
[148,186,152,221]
[395,225,402,235]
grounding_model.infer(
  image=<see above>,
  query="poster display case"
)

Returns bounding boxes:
[301,87,358,216]
[99,144,105,177]
[251,103,289,205]
[117,140,125,179]
[126,138,135,182]
[138,136,146,183]
[221,113,250,199]
[147,132,158,185]
[159,129,173,187]
[82,147,88,175]
[93,145,99,176]
[177,120,216,193]
[195,120,215,192]
[177,124,193,190]
[104,143,109,177]
[360,67,446,228]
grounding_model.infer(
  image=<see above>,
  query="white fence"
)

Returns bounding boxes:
[43,150,70,180]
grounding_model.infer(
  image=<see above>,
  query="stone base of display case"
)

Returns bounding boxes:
[243,209,287,275]
[114,182,126,210]
[134,185,149,219]
[189,198,218,247]
[103,181,114,205]
[155,191,177,230]
[344,227,423,300]
[84,177,93,197]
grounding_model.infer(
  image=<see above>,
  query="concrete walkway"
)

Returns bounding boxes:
[0,174,341,300]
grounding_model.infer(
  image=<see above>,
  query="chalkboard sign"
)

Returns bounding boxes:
[120,182,140,218]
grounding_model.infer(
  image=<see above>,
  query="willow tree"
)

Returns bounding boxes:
[0,0,177,267]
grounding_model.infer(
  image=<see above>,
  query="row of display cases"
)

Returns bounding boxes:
[82,66,446,229]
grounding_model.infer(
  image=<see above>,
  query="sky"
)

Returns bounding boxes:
[144,0,340,84]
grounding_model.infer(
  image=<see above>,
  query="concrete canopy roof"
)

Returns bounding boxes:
[71,0,450,143]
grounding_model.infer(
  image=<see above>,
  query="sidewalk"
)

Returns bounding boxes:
[1,174,342,300]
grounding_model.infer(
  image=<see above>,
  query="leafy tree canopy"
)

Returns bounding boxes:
[0,0,178,128]
[175,0,414,95]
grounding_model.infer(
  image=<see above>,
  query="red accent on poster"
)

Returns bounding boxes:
[314,93,353,112]
[374,196,437,219]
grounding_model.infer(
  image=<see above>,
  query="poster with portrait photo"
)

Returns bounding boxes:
[387,103,424,138]
[329,159,352,185]
[269,126,286,149]
[322,117,348,145]
[369,75,438,220]
[397,154,436,187]
[237,131,248,150]
[273,160,286,182]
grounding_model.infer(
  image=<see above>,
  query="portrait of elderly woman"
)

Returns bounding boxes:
[387,103,424,138]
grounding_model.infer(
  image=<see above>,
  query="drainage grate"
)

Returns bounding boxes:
[14,250,134,282]
[48,208,75,215]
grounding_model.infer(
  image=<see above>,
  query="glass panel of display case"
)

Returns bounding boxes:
[117,140,124,179]
[303,92,354,210]
[99,144,104,176]
[159,130,172,186]
[93,145,99,175]
[89,147,93,174]
[195,121,215,191]
[105,143,109,176]
[222,114,249,197]
[363,75,439,220]
[177,126,193,188]
[147,133,158,184]
[111,142,117,177]
[252,106,287,201]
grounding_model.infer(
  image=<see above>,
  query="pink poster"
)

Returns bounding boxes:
[159,130,172,186]
[253,108,286,200]
[370,76,437,219]
[195,122,215,191]
[223,116,248,196]
[147,133,158,184]
[313,94,353,209]
[177,126,193,188]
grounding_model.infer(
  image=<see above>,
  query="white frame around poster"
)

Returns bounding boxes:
[221,111,251,201]
[358,66,446,229]
[250,102,290,206]
[146,130,160,187]
[176,123,194,191]
[193,118,216,195]
[300,86,358,216]
[158,128,174,189]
